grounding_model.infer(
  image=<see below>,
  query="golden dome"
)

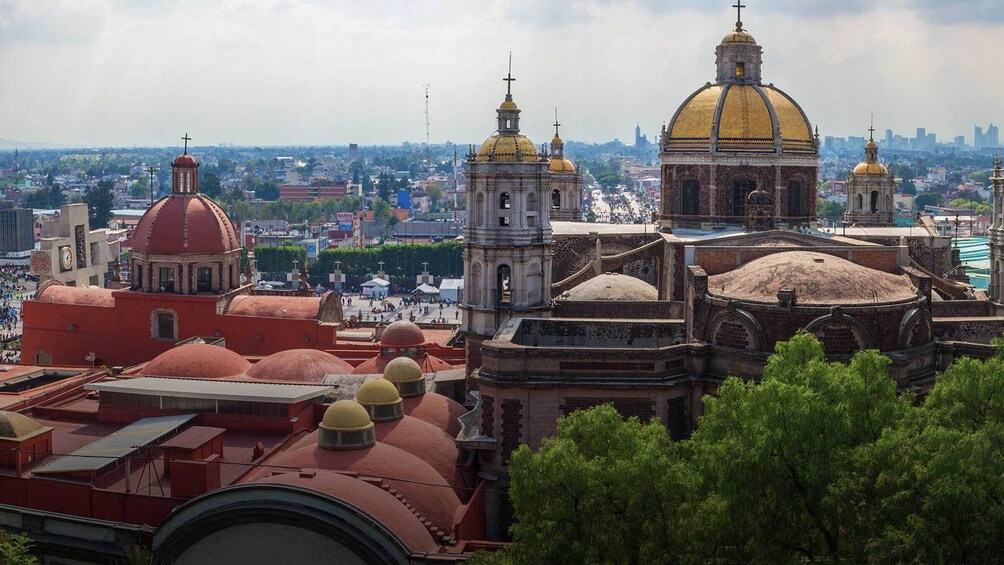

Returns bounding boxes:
[865,139,877,150]
[500,99,518,111]
[722,30,757,44]
[476,134,540,162]
[320,400,373,432]
[357,378,402,406]
[665,84,815,155]
[549,157,575,173]
[383,357,424,384]
[853,162,889,176]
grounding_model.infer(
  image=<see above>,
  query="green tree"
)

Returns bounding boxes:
[426,182,444,209]
[816,198,845,219]
[24,184,65,209]
[84,180,116,229]
[201,172,223,198]
[0,530,37,565]
[969,171,990,185]
[914,191,941,209]
[502,405,703,565]
[254,245,307,277]
[130,176,150,200]
[899,178,917,195]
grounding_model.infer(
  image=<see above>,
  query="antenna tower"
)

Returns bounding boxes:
[423,84,430,157]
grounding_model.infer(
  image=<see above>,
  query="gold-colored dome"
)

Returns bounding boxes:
[357,378,402,406]
[476,134,540,162]
[865,139,878,150]
[500,99,518,111]
[853,162,889,175]
[722,30,757,44]
[320,399,373,431]
[383,356,424,384]
[665,84,815,155]
[549,157,575,173]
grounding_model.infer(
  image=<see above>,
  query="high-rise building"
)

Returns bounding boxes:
[975,126,984,149]
[885,129,893,146]
[988,124,1000,148]
[0,200,34,253]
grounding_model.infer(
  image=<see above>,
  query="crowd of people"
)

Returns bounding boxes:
[0,265,33,364]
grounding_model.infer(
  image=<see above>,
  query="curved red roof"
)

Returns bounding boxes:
[380,321,425,348]
[226,296,320,319]
[268,440,461,532]
[373,416,463,494]
[132,194,240,255]
[142,343,251,379]
[403,393,467,438]
[257,471,438,552]
[247,349,353,383]
[36,285,116,308]
[173,154,198,167]
[350,353,453,376]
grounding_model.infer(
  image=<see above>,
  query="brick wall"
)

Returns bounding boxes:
[559,397,656,423]
[481,394,494,438]
[713,320,753,350]
[815,323,863,355]
[500,399,522,463]
[931,300,992,318]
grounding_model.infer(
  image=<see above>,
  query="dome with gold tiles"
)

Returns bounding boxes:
[664,83,815,155]
[853,162,889,176]
[476,133,539,162]
[721,30,756,44]
[549,157,575,173]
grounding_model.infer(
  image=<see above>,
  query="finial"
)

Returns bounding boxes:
[732,1,746,32]
[814,125,819,139]
[868,114,875,141]
[181,133,191,155]
[995,152,1002,172]
[503,51,515,98]
[553,107,561,137]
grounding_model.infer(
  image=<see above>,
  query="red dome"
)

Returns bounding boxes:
[257,471,438,552]
[173,154,198,167]
[404,393,468,438]
[373,416,464,495]
[267,439,461,532]
[350,353,453,375]
[247,349,353,383]
[380,321,425,348]
[142,343,251,379]
[132,194,240,255]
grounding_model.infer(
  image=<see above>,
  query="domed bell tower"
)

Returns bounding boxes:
[844,121,895,226]
[716,2,763,84]
[989,154,1004,305]
[547,110,582,221]
[462,61,553,377]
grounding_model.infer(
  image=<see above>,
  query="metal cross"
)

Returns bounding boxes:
[733,1,745,29]
[422,261,429,271]
[334,260,342,271]
[503,52,515,96]
[868,114,875,140]
[553,107,561,137]
[378,261,385,271]
[181,133,191,154]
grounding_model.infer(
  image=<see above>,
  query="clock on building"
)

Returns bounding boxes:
[59,246,73,271]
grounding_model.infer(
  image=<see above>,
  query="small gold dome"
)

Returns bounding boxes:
[320,400,373,431]
[722,30,756,44]
[551,134,562,145]
[865,139,877,150]
[853,162,889,175]
[500,99,518,111]
[476,134,539,162]
[384,356,424,384]
[357,378,402,406]
[549,157,576,173]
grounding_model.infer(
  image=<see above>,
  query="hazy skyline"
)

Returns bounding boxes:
[1,0,1003,149]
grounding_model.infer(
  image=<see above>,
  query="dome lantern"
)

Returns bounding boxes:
[716,2,763,84]
[356,378,405,422]
[318,400,376,451]
[172,133,199,195]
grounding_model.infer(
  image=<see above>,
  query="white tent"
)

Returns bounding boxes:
[438,278,464,302]
[412,283,440,295]
[361,278,391,298]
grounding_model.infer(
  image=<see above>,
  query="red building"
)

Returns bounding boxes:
[278,180,349,202]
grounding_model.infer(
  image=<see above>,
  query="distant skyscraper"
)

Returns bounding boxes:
[975,126,984,149]
[988,124,1000,148]
[955,135,966,148]
[634,124,648,149]
[884,129,893,146]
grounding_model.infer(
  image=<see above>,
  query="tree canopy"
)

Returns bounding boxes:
[84,180,115,229]
[472,332,1004,564]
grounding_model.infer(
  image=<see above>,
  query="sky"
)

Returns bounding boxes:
[1,0,1003,148]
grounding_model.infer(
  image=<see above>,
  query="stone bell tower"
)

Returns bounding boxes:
[461,61,553,376]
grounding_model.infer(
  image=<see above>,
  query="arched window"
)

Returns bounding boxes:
[681,179,699,216]
[500,192,511,209]
[475,192,485,225]
[552,189,561,209]
[787,179,805,219]
[856,193,864,211]
[732,180,756,217]
[469,263,482,304]
[497,265,512,305]
[870,191,879,213]
[526,192,537,212]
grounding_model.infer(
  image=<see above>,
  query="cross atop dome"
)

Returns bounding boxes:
[503,52,515,98]
[733,1,745,32]
[181,133,191,155]
[868,115,876,141]
[553,108,561,138]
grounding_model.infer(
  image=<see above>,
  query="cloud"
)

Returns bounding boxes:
[0,0,111,45]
